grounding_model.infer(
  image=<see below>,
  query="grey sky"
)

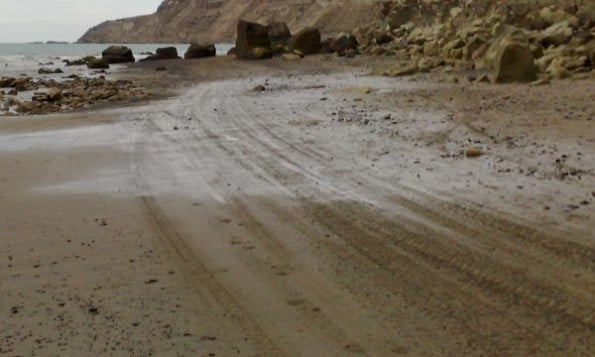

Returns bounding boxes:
[0,0,163,42]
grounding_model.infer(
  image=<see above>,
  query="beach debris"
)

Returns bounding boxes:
[101,45,135,64]
[184,43,216,59]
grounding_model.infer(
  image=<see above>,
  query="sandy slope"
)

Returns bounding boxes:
[1,60,594,355]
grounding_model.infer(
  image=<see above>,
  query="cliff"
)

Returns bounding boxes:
[78,0,386,44]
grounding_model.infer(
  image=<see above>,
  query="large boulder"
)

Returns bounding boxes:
[492,39,537,83]
[236,20,271,60]
[267,22,291,44]
[142,47,180,61]
[184,43,216,59]
[287,27,321,55]
[101,46,135,64]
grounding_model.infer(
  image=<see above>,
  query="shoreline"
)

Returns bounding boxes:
[1,55,594,355]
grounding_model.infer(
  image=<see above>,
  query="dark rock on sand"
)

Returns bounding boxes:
[236,20,271,60]
[38,68,63,74]
[492,39,538,83]
[101,45,135,64]
[87,57,110,69]
[327,33,359,56]
[142,47,180,61]
[184,44,216,59]
[0,77,16,87]
[288,27,321,55]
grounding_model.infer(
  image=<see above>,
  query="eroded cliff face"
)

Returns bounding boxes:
[78,0,386,43]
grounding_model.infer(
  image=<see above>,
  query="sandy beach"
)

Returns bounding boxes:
[1,56,594,355]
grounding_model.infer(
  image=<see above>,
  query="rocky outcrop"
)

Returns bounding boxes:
[78,0,385,44]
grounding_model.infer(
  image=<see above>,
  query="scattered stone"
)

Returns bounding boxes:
[249,47,273,60]
[252,84,266,92]
[184,43,216,59]
[465,146,483,158]
[541,21,574,47]
[281,53,302,61]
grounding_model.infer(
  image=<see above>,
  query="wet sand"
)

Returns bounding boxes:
[1,57,594,355]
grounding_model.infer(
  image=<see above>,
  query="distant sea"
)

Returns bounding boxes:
[0,43,234,76]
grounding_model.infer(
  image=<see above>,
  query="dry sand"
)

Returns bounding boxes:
[1,56,594,356]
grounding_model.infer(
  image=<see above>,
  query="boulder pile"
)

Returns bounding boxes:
[233,19,356,60]
[0,75,152,115]
[355,0,594,82]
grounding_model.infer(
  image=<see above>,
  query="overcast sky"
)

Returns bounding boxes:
[0,0,163,42]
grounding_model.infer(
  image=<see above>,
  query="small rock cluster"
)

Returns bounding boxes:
[355,1,595,82]
[0,75,152,115]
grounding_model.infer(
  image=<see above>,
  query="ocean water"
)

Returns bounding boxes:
[0,43,233,76]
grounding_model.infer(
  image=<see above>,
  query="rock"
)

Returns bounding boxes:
[547,58,571,79]
[252,85,266,92]
[143,47,179,61]
[492,39,537,83]
[47,87,62,101]
[227,47,236,56]
[155,66,167,71]
[287,27,321,55]
[38,68,63,74]
[281,53,301,61]
[87,57,110,69]
[249,47,273,60]
[267,22,291,44]
[375,33,393,45]
[64,56,95,66]
[541,21,573,47]
[329,33,358,56]
[184,43,216,59]
[101,45,135,64]
[0,77,15,87]
[236,20,271,60]
[7,89,17,96]
[465,146,482,158]
[385,64,418,77]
